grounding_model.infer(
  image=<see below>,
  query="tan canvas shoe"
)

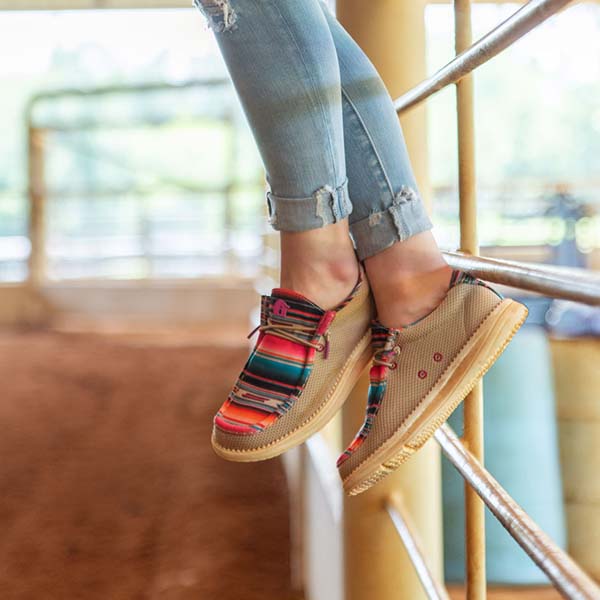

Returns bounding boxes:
[212,266,375,462]
[338,269,528,496]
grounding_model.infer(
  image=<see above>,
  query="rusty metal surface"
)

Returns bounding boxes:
[394,0,574,113]
[435,424,600,600]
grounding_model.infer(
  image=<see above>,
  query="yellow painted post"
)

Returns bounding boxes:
[342,378,443,600]
[336,0,432,210]
[336,1,443,598]
[454,1,487,598]
[27,126,47,288]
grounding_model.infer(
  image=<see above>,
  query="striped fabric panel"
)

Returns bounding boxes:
[449,269,504,298]
[337,322,398,467]
[337,269,501,464]
[215,276,362,435]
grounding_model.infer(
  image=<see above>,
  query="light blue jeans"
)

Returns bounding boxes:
[194,0,433,260]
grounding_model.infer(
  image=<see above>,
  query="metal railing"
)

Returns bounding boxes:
[386,1,600,599]
[25,79,266,285]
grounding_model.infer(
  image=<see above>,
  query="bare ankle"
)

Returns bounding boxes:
[374,268,452,328]
[279,220,359,310]
[364,232,453,328]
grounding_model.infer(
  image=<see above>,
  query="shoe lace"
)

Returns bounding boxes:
[372,344,401,369]
[247,319,330,357]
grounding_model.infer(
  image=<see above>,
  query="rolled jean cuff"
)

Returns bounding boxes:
[266,178,353,232]
[350,185,433,261]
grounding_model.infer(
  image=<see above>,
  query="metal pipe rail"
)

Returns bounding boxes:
[382,1,600,599]
[25,77,234,286]
[434,425,600,600]
[385,495,450,600]
[24,78,231,131]
[394,0,573,114]
[443,251,600,306]
[384,425,600,600]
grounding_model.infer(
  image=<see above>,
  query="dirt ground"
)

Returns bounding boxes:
[0,331,293,600]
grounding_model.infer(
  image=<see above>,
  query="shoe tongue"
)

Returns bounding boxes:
[272,287,311,301]
[270,287,324,313]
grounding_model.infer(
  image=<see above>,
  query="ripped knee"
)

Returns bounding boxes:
[193,0,238,33]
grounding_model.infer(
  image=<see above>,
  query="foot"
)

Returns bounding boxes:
[364,231,453,328]
[211,265,375,461]
[337,270,528,495]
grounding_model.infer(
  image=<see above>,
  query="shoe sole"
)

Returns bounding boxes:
[342,298,528,496]
[211,328,373,462]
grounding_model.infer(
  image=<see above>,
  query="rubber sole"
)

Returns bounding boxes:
[211,328,373,462]
[342,298,528,496]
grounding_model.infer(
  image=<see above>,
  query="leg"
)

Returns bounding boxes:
[317,2,453,326]
[199,0,376,461]
[194,0,358,309]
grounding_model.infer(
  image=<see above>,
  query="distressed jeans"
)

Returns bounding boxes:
[194,0,433,260]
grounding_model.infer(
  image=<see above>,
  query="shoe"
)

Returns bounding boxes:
[211,266,375,462]
[337,269,528,496]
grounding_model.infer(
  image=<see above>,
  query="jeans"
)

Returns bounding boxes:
[193,0,433,260]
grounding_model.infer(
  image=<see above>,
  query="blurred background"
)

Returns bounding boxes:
[0,1,598,599]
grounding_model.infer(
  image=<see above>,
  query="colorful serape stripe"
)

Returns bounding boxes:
[215,276,362,435]
[336,268,501,466]
[337,321,397,466]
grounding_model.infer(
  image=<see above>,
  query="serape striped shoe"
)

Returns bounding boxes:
[338,269,528,496]
[211,266,375,462]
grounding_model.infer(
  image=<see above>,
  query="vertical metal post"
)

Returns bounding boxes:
[139,195,153,278]
[435,424,600,600]
[386,494,451,600]
[454,2,486,599]
[224,114,237,274]
[27,126,47,288]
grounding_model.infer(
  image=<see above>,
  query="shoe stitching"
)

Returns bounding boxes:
[340,296,507,480]
[212,328,373,454]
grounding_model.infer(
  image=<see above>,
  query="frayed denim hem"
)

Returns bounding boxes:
[193,0,238,33]
[266,178,353,232]
[349,185,433,261]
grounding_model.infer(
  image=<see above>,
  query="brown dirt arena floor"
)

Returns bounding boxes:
[0,331,293,600]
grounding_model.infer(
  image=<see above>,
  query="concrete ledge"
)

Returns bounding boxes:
[0,278,258,331]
